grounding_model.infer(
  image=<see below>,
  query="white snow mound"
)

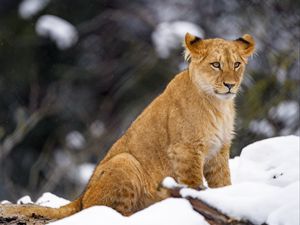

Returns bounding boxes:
[50,198,207,225]
[182,135,300,225]
[232,135,299,186]
[36,192,70,208]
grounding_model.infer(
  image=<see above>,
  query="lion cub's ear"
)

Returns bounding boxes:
[235,34,255,57]
[184,33,205,61]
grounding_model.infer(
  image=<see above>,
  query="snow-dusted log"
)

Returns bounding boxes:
[168,187,255,225]
[0,213,51,225]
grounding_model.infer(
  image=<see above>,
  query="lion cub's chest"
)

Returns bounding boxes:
[206,106,234,160]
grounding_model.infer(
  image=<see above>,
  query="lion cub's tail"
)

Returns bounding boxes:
[0,197,81,220]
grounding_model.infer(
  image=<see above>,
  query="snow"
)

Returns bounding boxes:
[267,201,300,225]
[152,21,204,58]
[36,193,70,208]
[181,135,300,225]
[181,182,299,225]
[76,163,95,184]
[161,176,187,189]
[19,0,50,19]
[269,101,299,135]
[89,120,105,138]
[0,200,11,204]
[54,150,72,167]
[36,15,78,50]
[17,195,33,204]
[51,206,125,225]
[128,198,208,225]
[3,193,69,208]
[50,198,207,225]
[65,131,85,150]
[231,135,299,186]
[1,135,299,225]
[249,119,275,137]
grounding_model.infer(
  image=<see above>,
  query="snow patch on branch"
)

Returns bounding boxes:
[36,15,78,50]
[249,119,274,137]
[16,195,33,205]
[77,163,95,185]
[19,0,50,19]
[36,193,70,208]
[152,21,204,58]
[269,101,299,135]
[65,130,86,150]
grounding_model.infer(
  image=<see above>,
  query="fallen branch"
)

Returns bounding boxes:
[169,188,255,225]
[0,204,52,225]
[0,215,50,225]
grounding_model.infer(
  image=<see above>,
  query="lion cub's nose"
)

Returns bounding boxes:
[223,82,235,90]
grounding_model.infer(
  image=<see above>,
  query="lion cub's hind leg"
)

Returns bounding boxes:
[81,153,146,216]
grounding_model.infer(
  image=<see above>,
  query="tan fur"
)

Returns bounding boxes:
[0,33,255,220]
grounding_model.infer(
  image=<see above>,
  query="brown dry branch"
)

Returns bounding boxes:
[0,86,57,163]
[0,110,44,163]
[0,213,51,225]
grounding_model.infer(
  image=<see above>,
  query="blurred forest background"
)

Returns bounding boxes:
[0,0,299,202]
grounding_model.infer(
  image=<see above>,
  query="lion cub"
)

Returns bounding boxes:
[1,33,255,220]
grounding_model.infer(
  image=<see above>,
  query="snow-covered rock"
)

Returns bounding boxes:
[232,135,299,186]
[182,135,299,225]
[2,135,299,225]
[181,182,299,225]
[36,15,78,50]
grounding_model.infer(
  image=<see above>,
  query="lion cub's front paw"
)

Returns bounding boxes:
[159,177,186,198]
[161,177,187,189]
[160,177,207,198]
[196,184,207,191]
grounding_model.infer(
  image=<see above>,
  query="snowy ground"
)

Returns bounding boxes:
[1,136,299,225]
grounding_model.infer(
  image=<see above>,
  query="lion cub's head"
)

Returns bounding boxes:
[184,33,255,100]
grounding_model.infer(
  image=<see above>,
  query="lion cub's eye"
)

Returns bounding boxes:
[234,62,241,68]
[211,62,221,69]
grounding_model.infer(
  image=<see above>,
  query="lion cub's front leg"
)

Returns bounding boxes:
[204,144,231,188]
[167,143,205,189]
